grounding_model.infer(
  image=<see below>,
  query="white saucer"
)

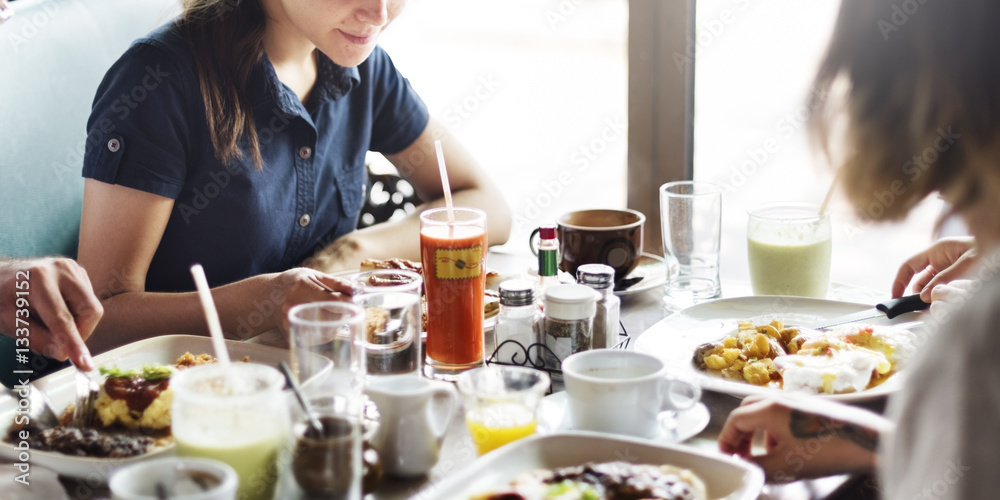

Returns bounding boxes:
[536,392,710,443]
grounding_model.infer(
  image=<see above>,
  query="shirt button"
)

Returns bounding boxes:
[298,146,312,160]
[298,214,311,227]
[107,139,120,152]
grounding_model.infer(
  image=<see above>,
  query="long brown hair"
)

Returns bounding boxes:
[178,0,267,169]
[810,0,1000,223]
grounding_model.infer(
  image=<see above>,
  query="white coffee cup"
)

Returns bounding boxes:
[110,457,238,500]
[562,350,701,438]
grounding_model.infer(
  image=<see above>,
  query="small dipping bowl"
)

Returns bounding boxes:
[109,457,238,500]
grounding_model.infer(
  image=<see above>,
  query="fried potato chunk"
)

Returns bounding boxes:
[756,324,780,340]
[743,333,771,359]
[695,319,798,384]
[742,358,776,386]
[722,348,741,365]
[704,354,728,370]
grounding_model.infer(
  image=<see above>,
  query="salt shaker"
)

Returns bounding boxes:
[542,284,598,371]
[493,280,541,365]
[576,264,621,349]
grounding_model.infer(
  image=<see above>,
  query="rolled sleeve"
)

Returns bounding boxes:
[82,42,192,199]
[366,46,430,155]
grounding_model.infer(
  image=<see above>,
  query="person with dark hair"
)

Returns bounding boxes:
[78,0,511,352]
[719,0,1000,498]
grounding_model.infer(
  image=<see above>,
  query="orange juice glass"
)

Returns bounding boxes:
[420,207,488,374]
[457,366,550,455]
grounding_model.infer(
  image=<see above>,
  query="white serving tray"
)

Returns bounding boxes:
[427,432,764,500]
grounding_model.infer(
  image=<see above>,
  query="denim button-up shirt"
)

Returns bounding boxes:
[82,22,429,292]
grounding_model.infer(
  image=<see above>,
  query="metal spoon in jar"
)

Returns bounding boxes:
[278,361,324,437]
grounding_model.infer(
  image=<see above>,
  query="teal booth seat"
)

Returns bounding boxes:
[0,0,180,387]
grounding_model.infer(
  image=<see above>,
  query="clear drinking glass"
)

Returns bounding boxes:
[353,292,422,378]
[288,302,366,500]
[171,363,288,500]
[457,366,550,455]
[420,207,488,378]
[747,202,832,298]
[660,181,723,310]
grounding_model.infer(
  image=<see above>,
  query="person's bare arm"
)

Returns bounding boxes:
[719,395,887,483]
[0,257,103,370]
[78,179,352,354]
[304,118,511,272]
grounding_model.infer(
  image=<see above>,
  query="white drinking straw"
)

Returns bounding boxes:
[818,171,839,215]
[190,264,232,369]
[434,140,455,224]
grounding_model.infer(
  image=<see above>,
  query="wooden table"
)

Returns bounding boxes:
[13,252,889,500]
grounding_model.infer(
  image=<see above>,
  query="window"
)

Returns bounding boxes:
[379,0,629,253]
[693,0,942,292]
[382,0,944,293]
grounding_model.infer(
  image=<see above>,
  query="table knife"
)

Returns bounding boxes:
[806,294,930,330]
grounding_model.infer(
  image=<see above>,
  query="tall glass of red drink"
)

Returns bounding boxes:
[420,207,487,376]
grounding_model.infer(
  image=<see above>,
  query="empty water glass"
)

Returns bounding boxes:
[660,181,723,311]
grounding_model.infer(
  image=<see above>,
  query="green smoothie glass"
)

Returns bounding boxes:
[171,363,289,500]
[747,202,832,298]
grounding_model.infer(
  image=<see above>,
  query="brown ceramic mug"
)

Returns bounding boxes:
[531,209,645,282]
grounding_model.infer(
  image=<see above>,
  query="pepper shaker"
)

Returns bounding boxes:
[577,264,621,349]
[542,284,599,373]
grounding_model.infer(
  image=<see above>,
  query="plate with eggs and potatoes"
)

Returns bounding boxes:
[633,296,927,402]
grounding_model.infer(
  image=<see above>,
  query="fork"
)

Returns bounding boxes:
[72,368,99,428]
[309,274,339,294]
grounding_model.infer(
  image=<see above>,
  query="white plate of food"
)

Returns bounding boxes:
[633,296,927,402]
[0,335,330,479]
[427,433,764,500]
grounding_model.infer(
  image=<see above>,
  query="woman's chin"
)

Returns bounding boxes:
[321,46,375,68]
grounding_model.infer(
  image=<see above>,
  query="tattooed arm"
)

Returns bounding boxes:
[789,409,880,451]
[719,395,886,482]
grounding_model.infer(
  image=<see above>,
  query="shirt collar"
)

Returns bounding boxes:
[257,50,361,116]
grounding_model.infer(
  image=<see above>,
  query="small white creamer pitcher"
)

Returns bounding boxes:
[366,376,458,478]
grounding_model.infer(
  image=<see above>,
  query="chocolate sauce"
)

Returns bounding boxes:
[104,376,170,413]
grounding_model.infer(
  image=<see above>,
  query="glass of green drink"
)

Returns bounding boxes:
[171,363,289,500]
[747,202,833,298]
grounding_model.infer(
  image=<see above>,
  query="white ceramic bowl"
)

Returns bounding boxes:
[109,457,238,500]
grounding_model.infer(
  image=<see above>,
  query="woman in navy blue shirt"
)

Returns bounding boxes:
[78,0,511,352]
